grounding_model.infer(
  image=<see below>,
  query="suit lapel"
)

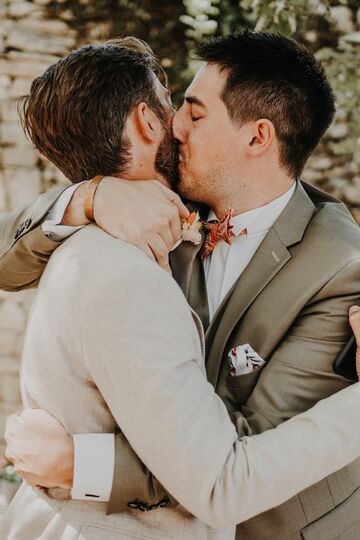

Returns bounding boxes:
[170,230,210,327]
[169,231,204,297]
[170,202,210,327]
[205,181,316,387]
[205,229,291,385]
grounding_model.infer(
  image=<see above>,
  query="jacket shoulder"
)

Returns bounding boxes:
[300,182,360,257]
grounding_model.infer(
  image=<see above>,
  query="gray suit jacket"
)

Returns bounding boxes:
[174,181,360,540]
[1,181,360,540]
[175,181,360,540]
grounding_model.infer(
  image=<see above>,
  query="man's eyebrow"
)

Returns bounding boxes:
[184,95,206,108]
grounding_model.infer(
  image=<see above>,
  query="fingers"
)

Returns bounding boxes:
[116,234,171,272]
[156,183,190,219]
[150,183,185,244]
[94,178,186,264]
[12,467,40,487]
[164,204,182,246]
[5,413,25,465]
[137,229,172,271]
[5,412,22,443]
[158,225,176,254]
[136,242,156,262]
[5,445,16,465]
[146,204,182,254]
[147,233,171,271]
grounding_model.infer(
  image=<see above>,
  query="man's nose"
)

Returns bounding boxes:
[172,110,187,144]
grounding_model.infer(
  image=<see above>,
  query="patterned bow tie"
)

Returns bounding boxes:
[201,208,234,261]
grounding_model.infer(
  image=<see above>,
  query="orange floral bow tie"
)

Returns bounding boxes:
[201,208,234,261]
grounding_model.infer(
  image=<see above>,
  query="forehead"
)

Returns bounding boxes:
[185,63,226,103]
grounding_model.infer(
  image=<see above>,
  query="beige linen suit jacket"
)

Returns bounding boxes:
[1,181,360,540]
[2,223,360,540]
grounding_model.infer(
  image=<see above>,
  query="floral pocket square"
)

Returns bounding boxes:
[228,344,266,376]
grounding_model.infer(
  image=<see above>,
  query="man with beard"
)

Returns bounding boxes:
[2,34,360,540]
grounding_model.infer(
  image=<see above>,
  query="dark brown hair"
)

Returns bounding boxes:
[196,31,335,178]
[18,37,167,183]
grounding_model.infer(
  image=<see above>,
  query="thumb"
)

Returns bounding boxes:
[156,183,190,219]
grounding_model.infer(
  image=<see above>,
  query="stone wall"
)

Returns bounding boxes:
[0,0,75,456]
[0,0,359,456]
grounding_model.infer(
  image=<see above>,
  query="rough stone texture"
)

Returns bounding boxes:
[330,6,355,34]
[0,0,72,459]
[6,167,42,207]
[8,1,41,19]
[0,178,7,213]
[0,0,359,462]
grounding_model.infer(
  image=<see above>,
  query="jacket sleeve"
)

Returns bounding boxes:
[0,186,67,291]
[234,259,360,436]
[82,262,360,529]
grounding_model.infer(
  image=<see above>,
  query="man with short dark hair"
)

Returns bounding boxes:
[2,32,360,540]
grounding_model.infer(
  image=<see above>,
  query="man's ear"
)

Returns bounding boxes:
[134,102,160,143]
[246,119,275,156]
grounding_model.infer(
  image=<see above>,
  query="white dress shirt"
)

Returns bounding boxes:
[41,183,84,241]
[204,184,296,319]
[41,182,296,501]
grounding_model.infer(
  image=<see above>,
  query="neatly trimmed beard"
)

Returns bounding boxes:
[155,123,179,190]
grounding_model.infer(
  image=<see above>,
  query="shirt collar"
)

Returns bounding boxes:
[207,183,296,237]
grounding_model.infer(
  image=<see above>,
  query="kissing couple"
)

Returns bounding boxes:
[2,32,360,540]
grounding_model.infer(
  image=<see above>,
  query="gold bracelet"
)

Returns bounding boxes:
[84,175,104,222]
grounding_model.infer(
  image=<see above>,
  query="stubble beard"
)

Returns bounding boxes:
[155,124,180,191]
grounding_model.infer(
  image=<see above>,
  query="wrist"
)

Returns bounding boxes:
[57,435,75,489]
[84,176,104,222]
[92,176,116,225]
[61,182,91,227]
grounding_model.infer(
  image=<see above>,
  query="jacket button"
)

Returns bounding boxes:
[127,500,149,512]
[127,501,140,510]
[14,226,23,239]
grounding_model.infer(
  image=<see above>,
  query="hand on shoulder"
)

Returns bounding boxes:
[62,177,189,272]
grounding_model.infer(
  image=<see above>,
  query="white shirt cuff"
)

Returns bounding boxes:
[41,183,85,242]
[71,433,115,502]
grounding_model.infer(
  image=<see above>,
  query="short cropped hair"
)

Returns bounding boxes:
[196,32,335,178]
[18,37,166,183]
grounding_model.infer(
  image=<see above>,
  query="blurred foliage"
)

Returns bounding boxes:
[239,0,330,34]
[317,41,360,163]
[45,0,360,164]
[0,464,22,484]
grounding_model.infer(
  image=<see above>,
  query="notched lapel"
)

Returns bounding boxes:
[206,229,291,385]
[169,201,208,297]
[206,181,316,387]
[170,234,210,329]
[169,229,205,296]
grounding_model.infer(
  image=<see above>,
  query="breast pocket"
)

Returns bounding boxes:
[226,365,265,406]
